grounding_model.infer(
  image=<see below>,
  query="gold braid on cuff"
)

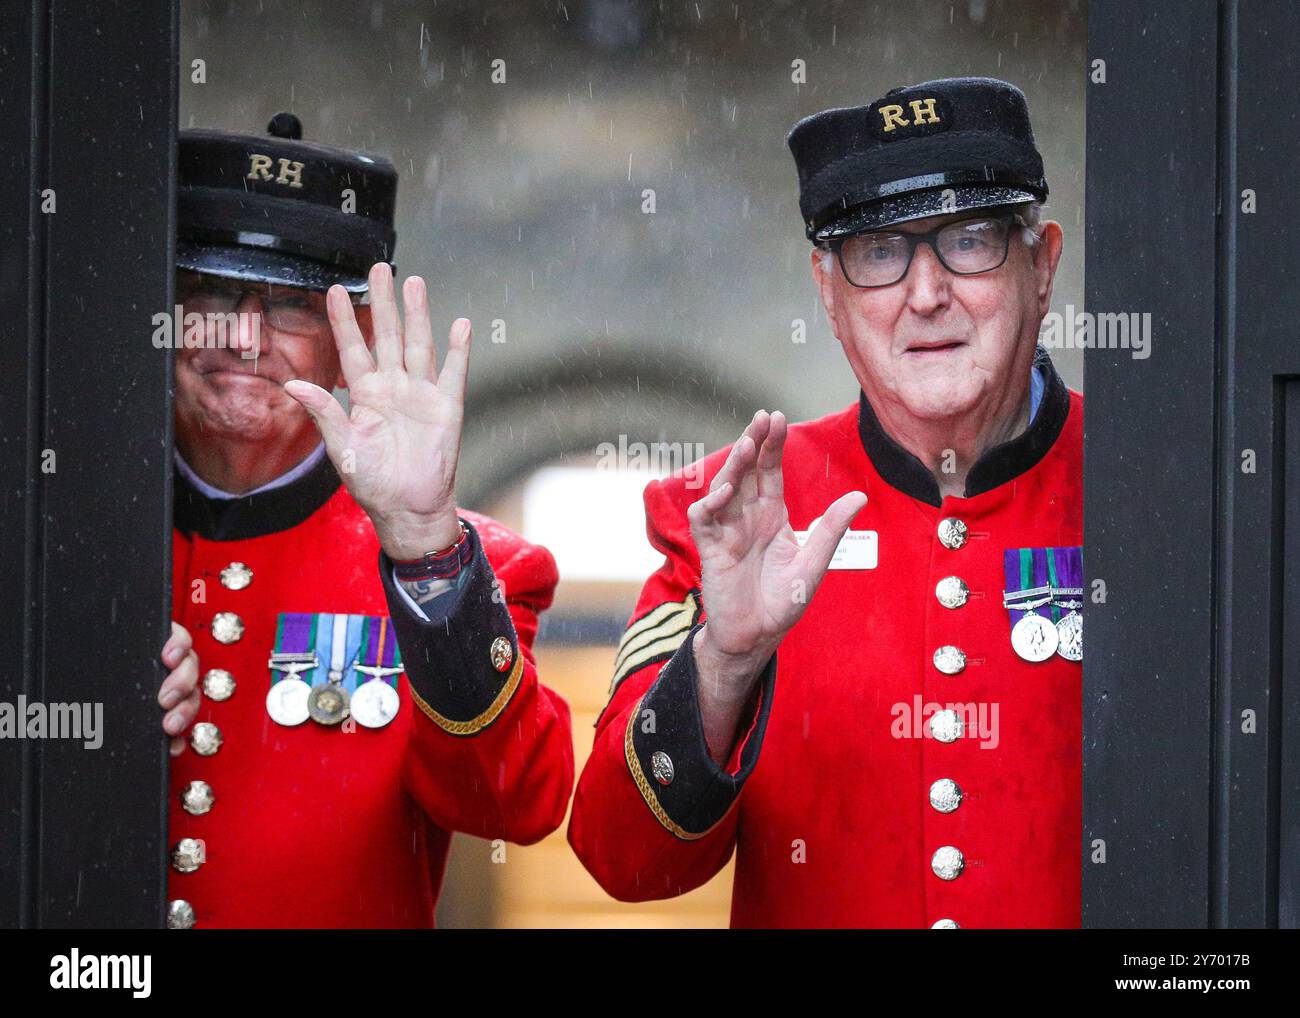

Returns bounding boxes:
[408,652,523,736]
[623,693,737,841]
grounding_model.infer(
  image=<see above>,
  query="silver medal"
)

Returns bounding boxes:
[266,677,311,726]
[351,679,400,729]
[1056,610,1083,661]
[1011,611,1059,662]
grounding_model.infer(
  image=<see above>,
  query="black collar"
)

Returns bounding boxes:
[173,450,343,541]
[856,345,1070,507]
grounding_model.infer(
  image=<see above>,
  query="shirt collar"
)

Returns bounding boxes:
[855,344,1070,507]
[173,442,342,540]
[174,441,328,500]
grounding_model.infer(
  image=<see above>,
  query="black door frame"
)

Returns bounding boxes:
[5,0,1298,929]
[0,0,178,928]
[1084,0,1300,928]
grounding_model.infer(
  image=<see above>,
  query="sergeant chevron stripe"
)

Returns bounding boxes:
[608,590,702,695]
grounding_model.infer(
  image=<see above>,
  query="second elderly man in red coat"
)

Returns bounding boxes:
[154,115,573,928]
[569,77,1082,929]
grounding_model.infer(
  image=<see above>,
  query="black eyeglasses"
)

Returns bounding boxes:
[830,212,1016,289]
[175,270,364,335]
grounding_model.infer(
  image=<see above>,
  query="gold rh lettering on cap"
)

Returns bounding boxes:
[879,97,942,132]
[246,153,275,181]
[275,158,305,188]
[878,104,908,132]
[909,97,940,125]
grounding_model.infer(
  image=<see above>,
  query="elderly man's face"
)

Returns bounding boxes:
[173,270,367,444]
[812,208,1063,423]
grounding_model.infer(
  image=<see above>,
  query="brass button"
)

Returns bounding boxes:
[933,645,967,675]
[167,899,196,930]
[202,668,235,701]
[935,576,969,609]
[929,778,963,814]
[929,709,963,744]
[190,722,223,756]
[171,838,205,873]
[651,751,674,786]
[210,612,244,645]
[181,780,215,816]
[931,845,965,881]
[219,561,253,590]
[489,636,513,673]
[937,518,968,550]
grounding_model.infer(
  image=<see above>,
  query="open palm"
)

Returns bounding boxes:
[690,410,867,661]
[284,262,467,558]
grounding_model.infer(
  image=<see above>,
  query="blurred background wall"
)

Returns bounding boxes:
[180,0,1085,927]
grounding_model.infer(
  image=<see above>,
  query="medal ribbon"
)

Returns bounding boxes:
[359,616,403,689]
[1051,546,1084,612]
[341,614,365,692]
[1044,547,1061,623]
[270,612,319,684]
[308,613,367,692]
[1003,548,1053,626]
[313,614,336,689]
[272,613,402,691]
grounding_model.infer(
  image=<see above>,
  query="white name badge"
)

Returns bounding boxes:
[794,519,878,570]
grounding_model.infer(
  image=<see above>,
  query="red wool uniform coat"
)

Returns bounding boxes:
[569,347,1082,928]
[169,452,573,928]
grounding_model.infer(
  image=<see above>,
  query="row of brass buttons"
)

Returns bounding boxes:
[931,519,966,930]
[168,561,250,930]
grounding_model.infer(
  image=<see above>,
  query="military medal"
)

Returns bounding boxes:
[307,681,350,725]
[267,652,315,726]
[1009,607,1058,661]
[1048,545,1085,662]
[351,616,403,728]
[1004,547,1085,663]
[267,613,319,726]
[270,611,402,729]
[1055,609,1083,661]
[307,613,355,726]
[352,675,400,728]
[1004,544,1060,663]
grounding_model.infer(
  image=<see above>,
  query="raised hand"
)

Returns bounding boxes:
[284,262,468,559]
[689,410,867,760]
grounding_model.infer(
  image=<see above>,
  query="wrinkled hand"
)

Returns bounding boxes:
[159,621,201,757]
[284,262,468,560]
[690,410,867,697]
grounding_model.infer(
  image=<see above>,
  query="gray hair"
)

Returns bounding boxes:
[1012,200,1045,247]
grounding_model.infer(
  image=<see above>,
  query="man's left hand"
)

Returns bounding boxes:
[285,262,469,560]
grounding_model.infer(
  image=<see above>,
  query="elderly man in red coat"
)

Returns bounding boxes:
[568,77,1081,928]
[153,114,573,928]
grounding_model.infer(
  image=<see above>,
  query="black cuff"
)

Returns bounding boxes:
[379,518,522,736]
[625,625,776,840]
